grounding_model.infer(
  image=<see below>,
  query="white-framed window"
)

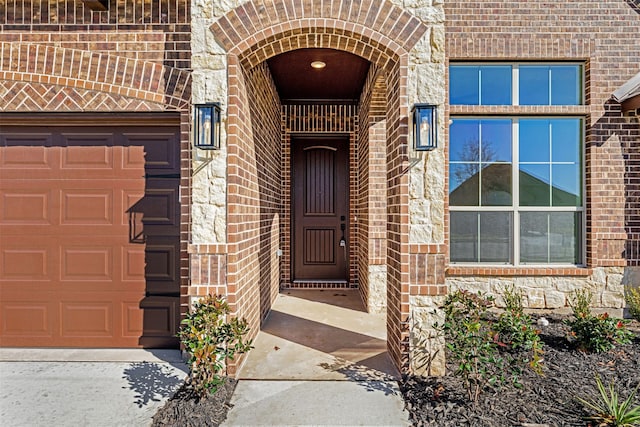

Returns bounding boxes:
[448,62,585,266]
[449,63,583,106]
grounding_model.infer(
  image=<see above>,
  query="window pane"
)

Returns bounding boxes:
[450,66,479,105]
[551,119,581,163]
[481,163,512,206]
[481,66,512,105]
[520,164,550,206]
[552,164,581,206]
[551,66,581,105]
[519,119,550,162]
[520,212,581,264]
[479,212,512,263]
[450,119,480,162]
[520,212,549,263]
[450,212,479,262]
[481,119,512,162]
[549,212,581,263]
[450,163,480,206]
[519,66,550,105]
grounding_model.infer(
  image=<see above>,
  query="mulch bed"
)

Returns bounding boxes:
[401,315,640,427]
[152,378,237,427]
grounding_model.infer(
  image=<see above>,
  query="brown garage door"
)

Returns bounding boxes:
[0,117,181,348]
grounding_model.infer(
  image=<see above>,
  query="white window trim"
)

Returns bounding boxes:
[449,116,586,267]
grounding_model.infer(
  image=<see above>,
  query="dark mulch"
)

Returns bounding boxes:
[401,315,640,427]
[152,378,237,427]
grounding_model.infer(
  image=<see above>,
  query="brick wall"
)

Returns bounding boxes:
[225,59,282,376]
[357,66,388,312]
[445,1,640,294]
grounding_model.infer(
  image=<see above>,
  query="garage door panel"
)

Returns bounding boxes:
[0,300,54,340]
[60,137,115,170]
[0,189,52,225]
[61,246,114,282]
[0,247,50,281]
[122,247,146,282]
[61,189,114,226]
[61,301,113,337]
[0,122,180,349]
[123,133,179,174]
[0,133,54,171]
[138,296,180,348]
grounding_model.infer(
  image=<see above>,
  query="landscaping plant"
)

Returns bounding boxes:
[625,286,640,322]
[178,295,252,396]
[577,374,640,427]
[437,290,505,404]
[493,285,544,375]
[565,289,633,353]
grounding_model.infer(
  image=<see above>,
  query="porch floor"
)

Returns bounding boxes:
[238,289,399,380]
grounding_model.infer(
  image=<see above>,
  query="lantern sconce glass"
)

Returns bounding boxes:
[411,104,438,151]
[194,103,221,150]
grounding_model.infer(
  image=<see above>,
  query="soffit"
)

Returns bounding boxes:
[267,48,371,103]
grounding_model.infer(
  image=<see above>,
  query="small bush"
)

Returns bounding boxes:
[625,286,640,322]
[577,374,640,427]
[565,289,633,353]
[178,295,252,396]
[437,290,504,403]
[493,285,544,375]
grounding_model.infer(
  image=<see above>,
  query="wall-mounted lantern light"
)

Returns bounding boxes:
[194,103,221,150]
[411,104,438,151]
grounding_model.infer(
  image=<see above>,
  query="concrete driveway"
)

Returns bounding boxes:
[0,349,187,427]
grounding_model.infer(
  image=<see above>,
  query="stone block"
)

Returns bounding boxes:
[410,296,446,376]
[525,288,545,309]
[601,291,625,309]
[606,273,624,293]
[544,290,566,309]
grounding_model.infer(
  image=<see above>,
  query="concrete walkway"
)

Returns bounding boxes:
[223,290,410,426]
[0,349,187,427]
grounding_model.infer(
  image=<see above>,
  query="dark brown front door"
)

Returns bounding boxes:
[293,137,348,281]
[0,120,180,348]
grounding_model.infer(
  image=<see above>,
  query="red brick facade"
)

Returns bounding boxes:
[445,0,640,276]
[2,0,638,375]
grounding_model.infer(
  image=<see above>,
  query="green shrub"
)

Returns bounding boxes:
[493,285,544,374]
[625,286,640,322]
[565,289,633,353]
[178,295,252,396]
[577,374,640,427]
[437,290,505,403]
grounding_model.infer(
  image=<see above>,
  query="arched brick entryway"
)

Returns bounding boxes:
[207,0,429,372]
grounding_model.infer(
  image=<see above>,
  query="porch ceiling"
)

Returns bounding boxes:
[267,48,370,104]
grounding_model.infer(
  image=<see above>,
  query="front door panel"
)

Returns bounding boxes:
[293,137,348,281]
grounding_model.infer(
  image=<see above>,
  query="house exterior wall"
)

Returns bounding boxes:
[0,0,193,319]
[442,0,640,312]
